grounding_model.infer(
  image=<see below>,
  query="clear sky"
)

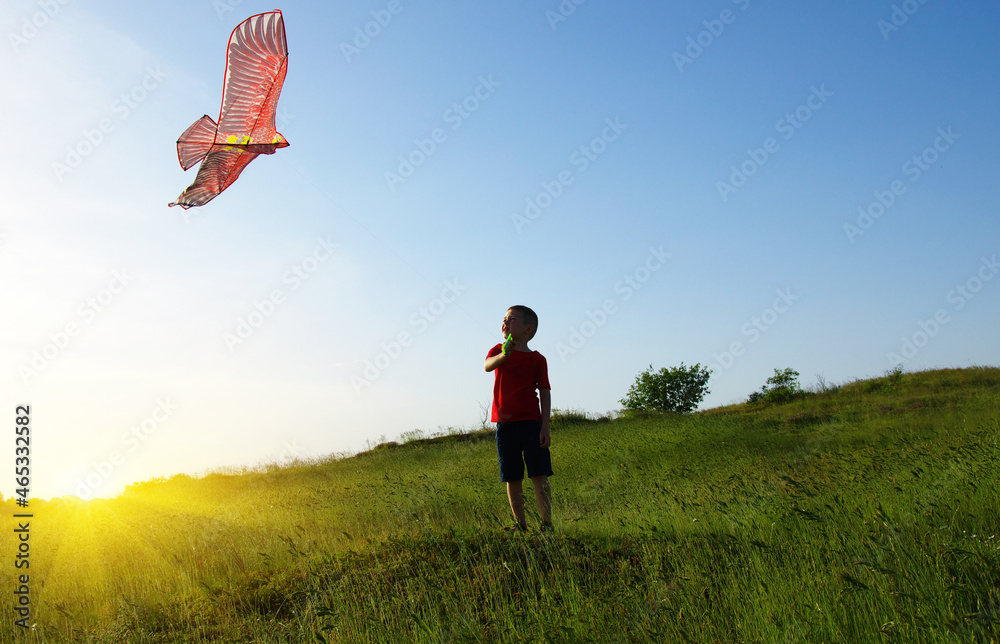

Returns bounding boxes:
[2,0,998,500]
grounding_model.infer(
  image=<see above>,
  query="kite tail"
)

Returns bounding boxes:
[176,115,218,170]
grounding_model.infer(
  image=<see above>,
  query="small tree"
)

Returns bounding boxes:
[620,363,712,413]
[748,367,803,405]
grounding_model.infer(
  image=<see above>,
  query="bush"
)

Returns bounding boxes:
[550,408,591,426]
[885,364,904,389]
[620,363,712,413]
[748,367,804,405]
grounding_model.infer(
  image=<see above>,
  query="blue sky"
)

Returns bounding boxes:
[2,0,998,500]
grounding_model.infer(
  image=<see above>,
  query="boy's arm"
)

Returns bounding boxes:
[484,352,507,372]
[539,388,551,447]
[484,336,515,372]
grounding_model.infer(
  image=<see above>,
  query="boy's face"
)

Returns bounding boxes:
[501,309,533,341]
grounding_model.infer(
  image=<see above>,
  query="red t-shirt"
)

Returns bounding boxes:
[487,344,551,422]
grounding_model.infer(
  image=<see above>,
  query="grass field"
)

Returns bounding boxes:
[3,366,999,643]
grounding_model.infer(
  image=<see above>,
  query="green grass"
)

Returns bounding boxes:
[3,366,999,642]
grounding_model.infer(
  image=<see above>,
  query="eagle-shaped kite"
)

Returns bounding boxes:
[169,9,289,209]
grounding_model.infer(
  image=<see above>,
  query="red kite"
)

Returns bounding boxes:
[169,10,289,209]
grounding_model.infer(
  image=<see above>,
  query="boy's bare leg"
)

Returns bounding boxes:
[506,480,527,529]
[531,475,552,527]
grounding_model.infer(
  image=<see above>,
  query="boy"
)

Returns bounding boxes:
[484,305,552,532]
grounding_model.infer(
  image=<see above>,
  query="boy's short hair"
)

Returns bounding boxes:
[508,305,538,340]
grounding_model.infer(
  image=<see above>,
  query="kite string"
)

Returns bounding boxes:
[275,154,497,341]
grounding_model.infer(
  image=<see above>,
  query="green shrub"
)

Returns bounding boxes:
[749,367,804,405]
[885,363,905,389]
[619,363,712,413]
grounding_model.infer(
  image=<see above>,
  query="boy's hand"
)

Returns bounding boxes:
[539,423,551,448]
[501,334,515,355]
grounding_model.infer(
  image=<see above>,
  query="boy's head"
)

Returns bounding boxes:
[503,305,538,342]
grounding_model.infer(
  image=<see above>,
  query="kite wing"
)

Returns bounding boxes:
[168,9,289,209]
[216,9,289,145]
[168,147,261,209]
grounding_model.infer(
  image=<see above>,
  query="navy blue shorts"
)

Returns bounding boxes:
[496,420,553,482]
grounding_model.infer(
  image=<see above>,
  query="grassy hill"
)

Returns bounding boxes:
[4,367,999,643]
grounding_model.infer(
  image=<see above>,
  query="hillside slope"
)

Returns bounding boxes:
[4,366,999,643]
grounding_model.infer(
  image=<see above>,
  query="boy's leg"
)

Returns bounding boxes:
[506,480,527,529]
[497,422,527,529]
[531,475,552,527]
